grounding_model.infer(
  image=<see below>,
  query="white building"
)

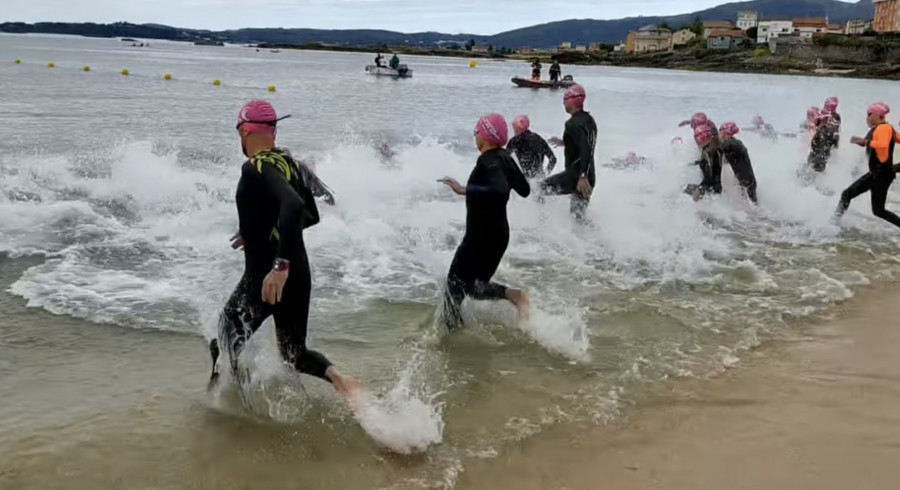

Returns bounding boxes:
[736,11,759,31]
[757,20,794,44]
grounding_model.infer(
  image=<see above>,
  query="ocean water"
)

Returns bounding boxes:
[2,33,900,489]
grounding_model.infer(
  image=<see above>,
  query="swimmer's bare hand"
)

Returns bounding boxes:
[548,137,563,148]
[230,232,244,250]
[576,175,592,199]
[850,136,866,146]
[692,188,703,202]
[262,269,288,305]
[439,177,465,195]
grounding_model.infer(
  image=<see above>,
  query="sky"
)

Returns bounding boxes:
[1,0,858,34]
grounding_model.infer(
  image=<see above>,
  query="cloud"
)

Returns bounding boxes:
[0,0,853,34]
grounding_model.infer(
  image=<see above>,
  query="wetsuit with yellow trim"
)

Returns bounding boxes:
[208,148,333,387]
[443,148,530,331]
[719,138,758,204]
[836,123,900,228]
[539,110,597,221]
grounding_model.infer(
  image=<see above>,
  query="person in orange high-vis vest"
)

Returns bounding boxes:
[834,102,900,229]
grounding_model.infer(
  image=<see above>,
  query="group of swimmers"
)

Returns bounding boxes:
[205,86,900,416]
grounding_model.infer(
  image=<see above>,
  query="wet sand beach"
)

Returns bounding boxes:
[459,285,900,490]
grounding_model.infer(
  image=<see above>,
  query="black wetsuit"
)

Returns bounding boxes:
[443,148,530,331]
[836,124,900,228]
[208,148,332,386]
[539,110,598,220]
[549,63,561,82]
[685,136,723,198]
[808,124,836,172]
[828,112,842,149]
[506,130,557,178]
[719,138,758,204]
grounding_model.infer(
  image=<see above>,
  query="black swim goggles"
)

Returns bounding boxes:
[236,114,292,131]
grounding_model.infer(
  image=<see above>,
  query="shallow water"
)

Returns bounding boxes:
[2,33,900,489]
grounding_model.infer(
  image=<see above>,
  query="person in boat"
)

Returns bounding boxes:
[549,60,561,82]
[531,59,542,81]
[835,102,900,229]
[718,122,758,204]
[807,111,836,173]
[823,96,841,149]
[375,53,384,67]
[506,114,557,179]
[684,123,723,201]
[540,84,598,223]
[390,54,400,70]
[208,100,361,402]
[438,113,531,331]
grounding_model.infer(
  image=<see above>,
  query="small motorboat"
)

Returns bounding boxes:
[365,64,413,78]
[511,74,576,89]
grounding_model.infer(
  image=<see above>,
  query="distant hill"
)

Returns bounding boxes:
[0,0,875,48]
[490,0,874,46]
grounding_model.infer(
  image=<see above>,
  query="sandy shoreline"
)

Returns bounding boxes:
[457,285,900,490]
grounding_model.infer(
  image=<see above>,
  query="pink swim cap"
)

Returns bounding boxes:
[475,113,509,146]
[824,97,838,111]
[868,102,890,118]
[690,112,708,129]
[564,84,586,108]
[237,100,289,136]
[512,115,530,134]
[671,136,684,144]
[694,124,713,146]
[720,122,740,137]
[752,115,764,126]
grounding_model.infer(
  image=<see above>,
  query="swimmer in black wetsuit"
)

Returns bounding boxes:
[718,122,758,204]
[835,102,900,229]
[506,114,557,178]
[684,123,723,201]
[824,97,841,149]
[541,84,597,222]
[438,113,531,331]
[207,100,361,403]
[807,111,836,172]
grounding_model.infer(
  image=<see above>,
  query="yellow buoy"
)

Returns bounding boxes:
[267,85,276,92]
[83,66,90,72]
[48,62,55,68]
[14,59,21,64]
[164,73,172,80]
[470,60,477,68]
[121,69,129,76]
[213,79,221,86]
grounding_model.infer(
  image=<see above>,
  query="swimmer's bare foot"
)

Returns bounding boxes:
[328,367,363,404]
[507,288,531,322]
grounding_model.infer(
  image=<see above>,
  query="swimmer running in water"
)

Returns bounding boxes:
[208,100,361,403]
[823,97,841,149]
[506,115,557,179]
[718,122,758,204]
[807,111,836,172]
[834,102,900,229]
[541,84,598,223]
[439,113,531,330]
[684,123,723,201]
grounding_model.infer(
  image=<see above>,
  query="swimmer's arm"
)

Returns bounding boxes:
[258,163,306,260]
[507,161,531,198]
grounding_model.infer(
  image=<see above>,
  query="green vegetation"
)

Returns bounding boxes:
[752,46,770,58]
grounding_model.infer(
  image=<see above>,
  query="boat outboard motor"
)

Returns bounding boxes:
[397,64,409,77]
